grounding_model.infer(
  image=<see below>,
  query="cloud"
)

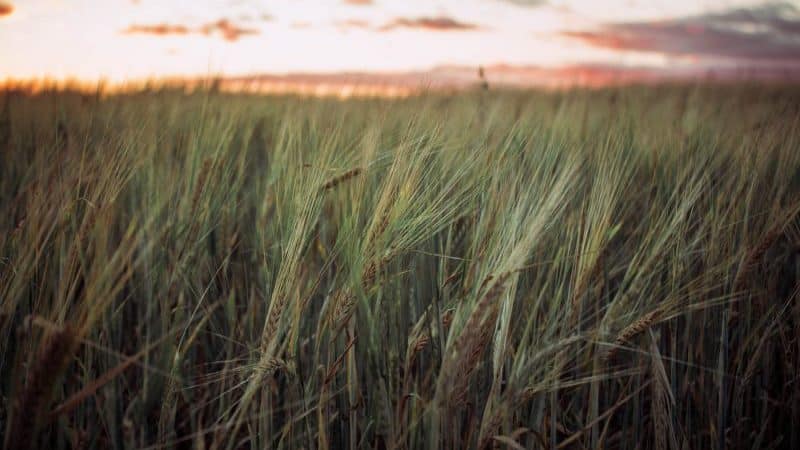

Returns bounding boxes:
[498,0,547,5]
[344,0,373,5]
[561,3,800,64]
[124,24,190,36]
[200,19,259,42]
[379,16,483,32]
[334,15,483,32]
[238,13,274,22]
[0,2,13,18]
[335,19,371,30]
[123,19,258,42]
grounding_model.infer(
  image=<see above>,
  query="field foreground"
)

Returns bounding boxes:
[1,86,800,449]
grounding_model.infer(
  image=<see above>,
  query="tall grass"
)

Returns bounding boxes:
[2,84,800,449]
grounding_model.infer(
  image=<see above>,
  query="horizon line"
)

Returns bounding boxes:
[4,63,800,98]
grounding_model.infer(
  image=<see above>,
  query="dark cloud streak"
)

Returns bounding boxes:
[334,15,483,32]
[561,3,800,64]
[378,16,483,32]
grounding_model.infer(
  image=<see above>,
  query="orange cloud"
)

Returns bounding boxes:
[0,2,14,18]
[124,24,190,36]
[123,19,258,42]
[379,16,482,32]
[344,0,373,5]
[200,19,259,42]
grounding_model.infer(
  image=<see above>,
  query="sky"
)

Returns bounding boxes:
[1,0,800,83]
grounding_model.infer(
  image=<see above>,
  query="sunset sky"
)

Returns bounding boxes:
[1,0,800,82]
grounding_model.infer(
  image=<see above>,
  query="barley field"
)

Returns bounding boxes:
[2,84,800,449]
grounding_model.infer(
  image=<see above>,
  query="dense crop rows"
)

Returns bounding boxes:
[2,85,800,449]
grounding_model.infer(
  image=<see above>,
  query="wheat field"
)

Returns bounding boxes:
[1,84,800,449]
